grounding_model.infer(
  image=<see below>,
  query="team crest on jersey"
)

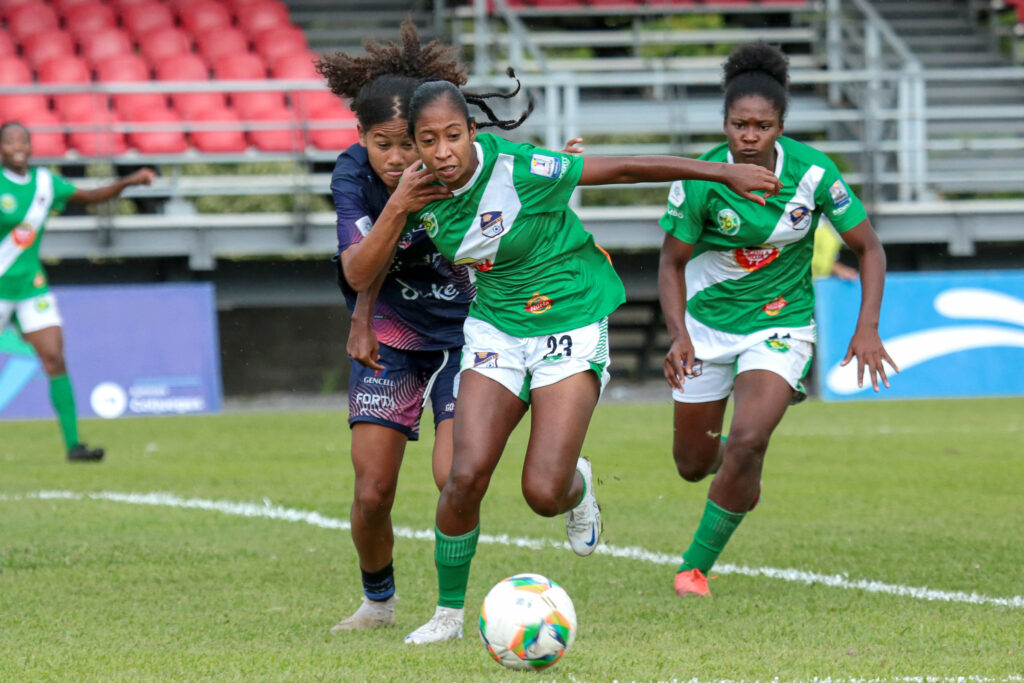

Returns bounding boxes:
[524,292,553,314]
[0,193,16,213]
[734,246,779,272]
[762,295,788,316]
[716,208,741,236]
[421,212,439,238]
[764,333,792,353]
[474,351,499,368]
[479,210,506,238]
[789,206,811,231]
[12,223,36,248]
[529,154,562,179]
[668,181,685,207]
[829,180,851,213]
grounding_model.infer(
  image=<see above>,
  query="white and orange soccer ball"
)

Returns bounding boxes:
[478,573,577,671]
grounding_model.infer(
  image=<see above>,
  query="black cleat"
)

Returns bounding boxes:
[67,443,105,462]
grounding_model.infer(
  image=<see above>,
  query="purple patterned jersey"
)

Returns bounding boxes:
[331,143,474,350]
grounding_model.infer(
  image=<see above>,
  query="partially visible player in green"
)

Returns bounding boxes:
[658,43,898,597]
[0,121,155,461]
[355,78,782,644]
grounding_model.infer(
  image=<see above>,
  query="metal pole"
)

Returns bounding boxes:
[826,0,843,106]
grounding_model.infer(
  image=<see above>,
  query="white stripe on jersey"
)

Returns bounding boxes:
[0,168,53,278]
[452,152,521,267]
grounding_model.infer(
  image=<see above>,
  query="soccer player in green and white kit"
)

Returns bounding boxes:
[0,122,155,461]
[382,79,781,643]
[659,44,898,598]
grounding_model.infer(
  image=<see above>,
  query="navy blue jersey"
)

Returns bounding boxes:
[331,143,474,350]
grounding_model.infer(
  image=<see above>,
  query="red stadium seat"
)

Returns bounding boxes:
[138,26,193,63]
[121,1,175,36]
[252,25,308,64]
[270,53,335,116]
[51,0,96,13]
[0,56,33,84]
[25,111,68,157]
[64,2,117,42]
[66,110,128,157]
[194,27,250,67]
[235,0,291,38]
[179,0,232,35]
[213,52,267,80]
[231,89,286,119]
[96,54,167,120]
[0,95,49,122]
[246,105,302,152]
[185,106,247,152]
[124,106,188,153]
[305,103,359,151]
[154,54,227,119]
[20,28,76,69]
[6,3,59,41]
[0,31,17,59]
[269,51,319,79]
[37,55,105,121]
[80,27,134,67]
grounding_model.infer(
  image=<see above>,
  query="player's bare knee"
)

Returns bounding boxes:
[38,353,66,377]
[723,428,769,468]
[353,483,395,517]
[444,469,490,508]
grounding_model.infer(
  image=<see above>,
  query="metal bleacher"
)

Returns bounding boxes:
[5,0,1023,275]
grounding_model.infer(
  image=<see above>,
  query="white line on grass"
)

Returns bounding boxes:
[4,489,1023,610]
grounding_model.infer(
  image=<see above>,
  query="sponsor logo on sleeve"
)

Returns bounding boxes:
[734,246,780,272]
[762,295,788,316]
[829,180,851,213]
[479,210,506,238]
[789,205,811,231]
[524,292,553,314]
[668,181,685,207]
[354,216,373,236]
[421,212,439,238]
[764,333,792,353]
[473,351,499,368]
[715,208,742,236]
[529,154,562,179]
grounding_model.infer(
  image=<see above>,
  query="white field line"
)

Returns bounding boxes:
[4,490,1023,610]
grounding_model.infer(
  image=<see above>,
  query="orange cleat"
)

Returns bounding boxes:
[674,568,712,598]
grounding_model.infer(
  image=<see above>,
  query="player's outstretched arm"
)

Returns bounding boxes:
[70,168,156,204]
[341,161,452,291]
[578,156,781,204]
[838,218,899,391]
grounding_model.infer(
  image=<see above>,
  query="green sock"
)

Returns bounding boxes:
[435,525,479,609]
[49,374,79,450]
[678,498,746,573]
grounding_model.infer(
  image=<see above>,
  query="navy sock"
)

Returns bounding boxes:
[361,562,395,601]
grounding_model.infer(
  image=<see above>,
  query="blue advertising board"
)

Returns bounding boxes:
[815,271,1024,401]
[0,283,222,419]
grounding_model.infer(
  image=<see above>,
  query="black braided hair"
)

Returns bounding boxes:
[722,42,790,122]
[407,67,535,135]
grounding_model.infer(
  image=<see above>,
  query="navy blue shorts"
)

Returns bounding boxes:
[348,344,459,441]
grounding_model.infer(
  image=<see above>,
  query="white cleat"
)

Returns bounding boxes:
[403,605,464,644]
[330,595,396,632]
[566,456,602,556]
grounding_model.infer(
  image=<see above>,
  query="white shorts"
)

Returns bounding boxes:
[0,293,63,334]
[672,331,813,404]
[457,316,611,402]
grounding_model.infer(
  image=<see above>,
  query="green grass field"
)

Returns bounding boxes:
[2,397,1023,682]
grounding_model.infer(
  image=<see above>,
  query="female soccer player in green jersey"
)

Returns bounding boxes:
[0,121,155,461]
[658,43,898,598]
[388,79,781,644]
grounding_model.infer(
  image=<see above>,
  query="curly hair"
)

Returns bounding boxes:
[408,68,535,135]
[722,42,790,122]
[315,20,468,130]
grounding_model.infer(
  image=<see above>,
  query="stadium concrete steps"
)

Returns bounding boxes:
[281,0,436,54]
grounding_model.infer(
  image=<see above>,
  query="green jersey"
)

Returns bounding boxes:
[407,133,625,337]
[0,167,77,301]
[659,136,867,335]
